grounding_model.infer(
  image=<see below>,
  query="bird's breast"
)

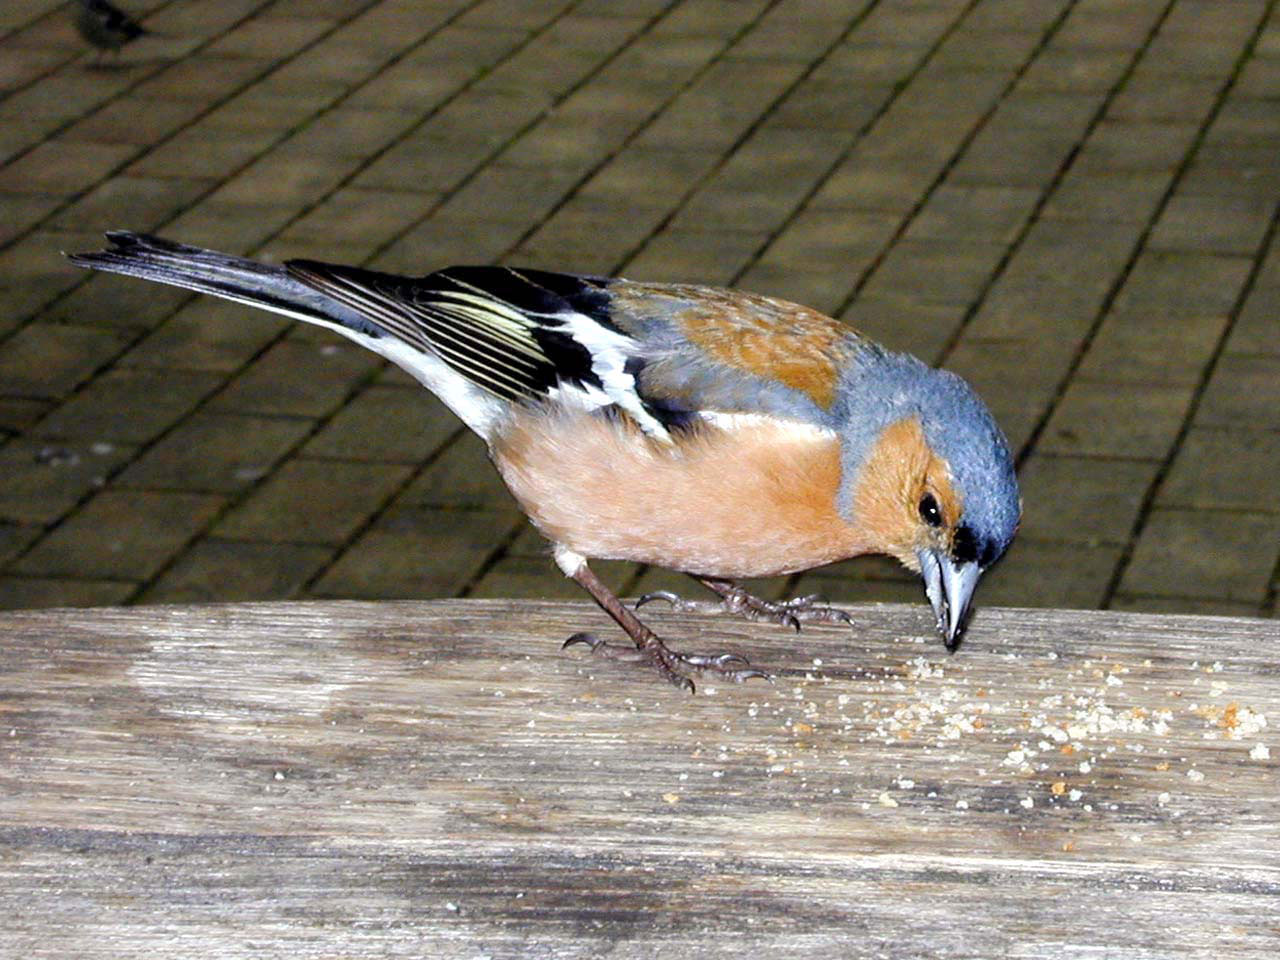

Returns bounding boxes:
[490,408,870,578]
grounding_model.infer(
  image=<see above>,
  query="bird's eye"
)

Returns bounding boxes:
[918,493,943,527]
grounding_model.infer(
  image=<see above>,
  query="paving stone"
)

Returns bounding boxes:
[207,15,336,60]
[468,554,605,601]
[977,538,1125,611]
[1158,427,1280,512]
[162,201,299,253]
[1,0,1277,620]
[757,208,898,273]
[933,28,1046,70]
[1077,310,1229,385]
[0,191,62,249]
[54,273,194,332]
[1108,72,1220,123]
[274,186,440,248]
[1194,354,1280,431]
[51,174,212,232]
[1041,171,1171,223]
[0,322,130,398]
[209,338,382,417]
[0,575,136,611]
[1040,380,1194,459]
[118,412,314,493]
[1016,454,1159,546]
[576,147,721,211]
[842,296,964,364]
[401,433,520,514]
[791,572,922,607]
[1149,193,1274,256]
[214,457,411,545]
[373,217,525,274]
[0,398,52,436]
[13,489,224,581]
[122,298,288,372]
[1073,120,1199,174]
[1112,251,1253,317]
[1019,46,1134,94]
[809,160,933,214]
[0,521,43,567]
[34,367,223,445]
[303,386,460,463]
[207,154,357,210]
[61,97,202,147]
[733,263,856,317]
[860,240,1008,306]
[0,229,114,322]
[433,162,585,224]
[649,0,771,39]
[944,337,1077,409]
[1224,282,1280,357]
[905,185,1040,244]
[0,439,134,525]
[131,54,270,104]
[623,228,768,286]
[310,507,518,600]
[128,123,282,179]
[140,538,334,605]
[1119,508,1280,604]
[1109,594,1263,618]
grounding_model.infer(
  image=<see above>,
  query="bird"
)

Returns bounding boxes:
[71,0,148,61]
[68,232,1021,692]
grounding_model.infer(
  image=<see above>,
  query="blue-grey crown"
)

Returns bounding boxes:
[834,346,1021,565]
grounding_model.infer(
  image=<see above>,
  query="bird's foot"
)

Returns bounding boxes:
[563,632,770,693]
[637,584,853,632]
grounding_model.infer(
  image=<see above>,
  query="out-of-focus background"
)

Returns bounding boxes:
[0,0,1276,618]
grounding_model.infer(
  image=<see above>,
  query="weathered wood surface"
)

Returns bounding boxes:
[0,599,1276,959]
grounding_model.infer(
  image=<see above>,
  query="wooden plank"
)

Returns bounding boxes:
[0,599,1277,959]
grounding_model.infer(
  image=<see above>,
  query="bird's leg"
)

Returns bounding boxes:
[563,561,769,692]
[637,575,853,632]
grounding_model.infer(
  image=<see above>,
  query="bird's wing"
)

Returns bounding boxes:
[288,262,864,441]
[601,279,863,430]
[286,261,676,439]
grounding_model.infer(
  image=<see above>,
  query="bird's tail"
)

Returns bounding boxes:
[66,231,385,338]
[67,232,507,437]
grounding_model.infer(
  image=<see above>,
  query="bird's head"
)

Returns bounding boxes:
[838,352,1020,650]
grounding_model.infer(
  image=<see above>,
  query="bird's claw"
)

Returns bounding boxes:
[639,584,853,632]
[563,632,770,692]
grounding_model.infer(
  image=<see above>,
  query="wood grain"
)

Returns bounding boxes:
[1,599,1277,958]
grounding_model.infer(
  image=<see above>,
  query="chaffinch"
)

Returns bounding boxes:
[70,232,1021,691]
[71,0,148,60]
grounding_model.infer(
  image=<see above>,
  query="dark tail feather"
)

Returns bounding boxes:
[66,232,387,338]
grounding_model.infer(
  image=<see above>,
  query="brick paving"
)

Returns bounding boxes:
[0,0,1277,619]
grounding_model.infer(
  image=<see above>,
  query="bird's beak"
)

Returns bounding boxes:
[917,548,982,652]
